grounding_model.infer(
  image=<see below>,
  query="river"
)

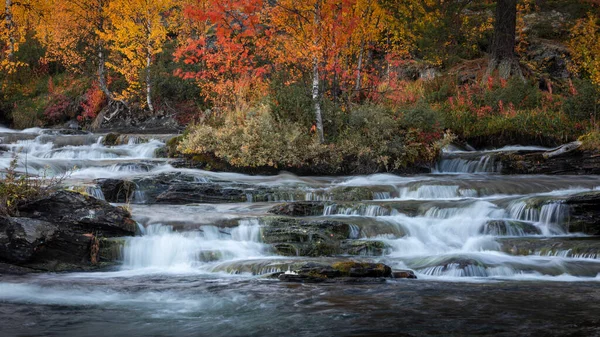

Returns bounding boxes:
[1,128,599,336]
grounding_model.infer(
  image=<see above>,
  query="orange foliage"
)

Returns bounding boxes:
[174,0,272,108]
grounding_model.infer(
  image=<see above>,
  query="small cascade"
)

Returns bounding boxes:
[323,204,392,217]
[122,221,268,269]
[86,185,106,201]
[305,191,332,201]
[397,185,478,199]
[349,224,361,239]
[373,192,392,200]
[508,200,568,235]
[435,154,502,174]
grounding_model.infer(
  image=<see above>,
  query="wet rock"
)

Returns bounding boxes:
[268,202,326,216]
[96,178,136,203]
[41,129,90,136]
[102,133,120,146]
[98,237,126,263]
[329,186,375,201]
[154,183,301,204]
[565,192,600,235]
[499,148,600,175]
[0,190,136,271]
[0,262,37,275]
[480,220,541,236]
[18,190,136,236]
[165,135,183,158]
[340,240,388,256]
[261,217,352,257]
[499,237,600,258]
[278,261,392,283]
[392,270,417,279]
[156,183,251,204]
[0,217,58,264]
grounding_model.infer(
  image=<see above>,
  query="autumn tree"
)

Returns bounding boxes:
[1,0,41,73]
[101,0,176,112]
[35,0,115,100]
[174,0,271,110]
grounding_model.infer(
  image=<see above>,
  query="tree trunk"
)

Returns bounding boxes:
[312,59,324,144]
[312,1,324,144]
[4,0,14,61]
[486,0,523,80]
[97,47,113,99]
[96,0,113,100]
[146,45,154,113]
[354,39,365,95]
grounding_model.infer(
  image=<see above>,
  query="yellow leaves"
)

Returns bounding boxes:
[568,13,600,87]
[100,0,176,102]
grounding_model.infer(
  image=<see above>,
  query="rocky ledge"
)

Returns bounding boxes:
[0,190,136,273]
[499,142,600,175]
[277,261,415,283]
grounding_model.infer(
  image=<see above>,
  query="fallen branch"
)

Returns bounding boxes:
[543,141,582,159]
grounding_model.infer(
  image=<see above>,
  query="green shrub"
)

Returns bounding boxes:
[579,130,600,151]
[179,103,446,174]
[0,155,62,216]
[399,102,444,132]
[562,79,599,122]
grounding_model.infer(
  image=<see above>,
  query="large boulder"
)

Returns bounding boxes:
[0,190,136,272]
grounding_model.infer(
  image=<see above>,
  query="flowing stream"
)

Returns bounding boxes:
[1,128,600,336]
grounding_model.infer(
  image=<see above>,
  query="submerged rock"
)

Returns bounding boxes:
[278,261,393,283]
[0,190,136,272]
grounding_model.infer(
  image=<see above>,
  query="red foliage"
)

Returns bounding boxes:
[79,82,106,122]
[174,0,271,106]
[44,94,71,124]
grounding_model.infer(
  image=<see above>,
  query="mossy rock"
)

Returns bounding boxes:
[166,135,184,158]
[103,133,120,146]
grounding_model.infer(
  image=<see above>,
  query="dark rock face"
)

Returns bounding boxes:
[392,270,418,279]
[499,237,600,258]
[339,240,388,256]
[261,217,352,257]
[96,178,136,203]
[499,150,600,175]
[18,190,136,236]
[0,217,58,264]
[278,261,393,283]
[156,183,252,204]
[0,190,136,272]
[565,192,600,235]
[41,129,90,136]
[268,202,325,217]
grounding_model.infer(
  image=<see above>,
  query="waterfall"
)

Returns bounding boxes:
[122,220,267,270]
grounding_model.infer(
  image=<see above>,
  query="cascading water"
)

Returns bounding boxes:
[2,126,600,335]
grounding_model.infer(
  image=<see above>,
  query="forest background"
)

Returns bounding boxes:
[1,0,599,174]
